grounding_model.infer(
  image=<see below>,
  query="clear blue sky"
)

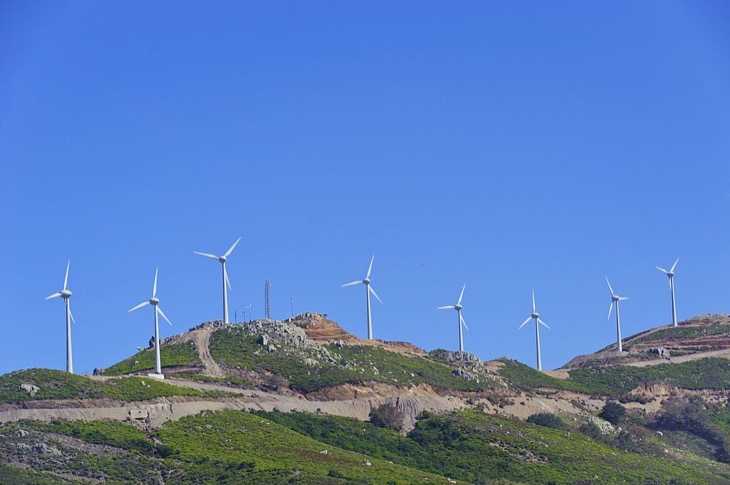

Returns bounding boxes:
[2,2,729,375]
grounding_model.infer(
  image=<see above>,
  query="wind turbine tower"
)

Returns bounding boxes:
[656,258,679,327]
[606,277,628,353]
[129,268,173,378]
[342,255,382,340]
[438,284,470,353]
[518,291,550,371]
[194,237,241,324]
[46,260,75,374]
[265,279,271,319]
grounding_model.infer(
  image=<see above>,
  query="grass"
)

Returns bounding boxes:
[0,368,226,404]
[105,342,201,375]
[257,409,730,484]
[498,357,730,397]
[208,325,492,393]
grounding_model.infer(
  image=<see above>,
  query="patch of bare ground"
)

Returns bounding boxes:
[290,312,427,356]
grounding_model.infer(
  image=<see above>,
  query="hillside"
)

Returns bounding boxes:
[2,313,730,483]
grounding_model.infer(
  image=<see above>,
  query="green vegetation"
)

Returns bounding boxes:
[526,412,567,430]
[0,368,224,404]
[599,402,626,425]
[258,409,729,484]
[629,324,730,346]
[209,326,491,392]
[369,402,406,432]
[105,342,201,375]
[499,357,730,397]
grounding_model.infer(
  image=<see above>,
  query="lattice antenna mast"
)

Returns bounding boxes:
[290,294,294,318]
[265,279,271,319]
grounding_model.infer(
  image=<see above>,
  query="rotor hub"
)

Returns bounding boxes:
[455,304,462,311]
[150,297,160,305]
[667,272,674,277]
[531,312,539,319]
[61,290,72,298]
[219,256,227,263]
[612,295,619,302]
[363,278,370,285]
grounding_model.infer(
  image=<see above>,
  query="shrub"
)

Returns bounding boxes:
[599,402,626,425]
[526,412,566,430]
[369,403,405,432]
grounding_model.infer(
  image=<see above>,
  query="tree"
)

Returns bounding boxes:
[369,403,405,432]
[599,402,626,425]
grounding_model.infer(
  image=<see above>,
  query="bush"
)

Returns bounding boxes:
[526,412,566,430]
[599,402,626,425]
[369,403,405,432]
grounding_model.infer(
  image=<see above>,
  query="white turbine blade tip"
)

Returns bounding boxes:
[619,296,629,301]
[656,266,668,274]
[460,315,469,331]
[538,318,550,329]
[46,292,62,300]
[607,302,614,320]
[63,260,71,290]
[341,281,362,288]
[457,284,466,305]
[369,286,383,304]
[366,255,375,279]
[605,277,614,296]
[518,317,532,329]
[437,305,455,310]
[670,258,679,272]
[69,307,76,325]
[128,301,149,312]
[224,236,242,258]
[194,251,219,260]
[157,307,173,326]
[153,268,159,297]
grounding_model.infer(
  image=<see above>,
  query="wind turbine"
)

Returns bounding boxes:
[606,277,628,353]
[194,237,241,324]
[46,260,75,374]
[518,290,550,371]
[656,258,679,327]
[437,284,469,353]
[342,255,382,340]
[129,268,173,378]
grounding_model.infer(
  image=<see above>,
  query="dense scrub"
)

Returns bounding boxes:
[0,368,224,404]
[208,326,491,392]
[105,342,201,375]
[257,410,730,484]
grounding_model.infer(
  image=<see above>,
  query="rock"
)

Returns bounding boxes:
[148,336,156,349]
[19,384,39,397]
[14,429,29,437]
[258,335,269,346]
[648,347,671,359]
[92,368,105,376]
[452,368,478,381]
[32,443,61,455]
[267,344,276,352]
[334,341,344,349]
[320,449,328,455]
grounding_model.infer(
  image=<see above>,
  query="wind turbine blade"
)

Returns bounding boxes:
[224,265,231,290]
[223,236,242,258]
[152,268,159,298]
[69,306,76,325]
[619,296,629,301]
[460,314,469,331]
[437,305,456,310]
[46,292,62,300]
[63,260,71,291]
[341,280,362,287]
[656,266,668,274]
[519,317,532,329]
[538,318,550,329]
[366,255,375,279]
[369,285,383,304]
[128,301,150,312]
[607,302,614,320]
[531,290,536,314]
[157,307,173,326]
[194,251,219,260]
[457,284,466,305]
[670,258,679,273]
[605,277,615,297]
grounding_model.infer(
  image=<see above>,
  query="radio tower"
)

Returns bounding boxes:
[265,279,271,320]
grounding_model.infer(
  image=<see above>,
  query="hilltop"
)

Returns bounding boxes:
[2,313,730,483]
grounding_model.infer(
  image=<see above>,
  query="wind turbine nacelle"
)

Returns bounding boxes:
[363,278,370,285]
[455,304,463,311]
[666,272,674,277]
[150,297,160,305]
[61,290,72,298]
[219,256,227,263]
[531,312,539,319]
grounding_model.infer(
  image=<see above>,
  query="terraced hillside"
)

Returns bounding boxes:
[2,313,730,483]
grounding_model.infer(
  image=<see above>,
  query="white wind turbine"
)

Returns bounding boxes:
[129,268,173,378]
[518,290,550,371]
[194,237,241,324]
[438,284,469,353]
[342,255,382,340]
[46,260,75,374]
[656,258,679,327]
[606,277,628,353]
